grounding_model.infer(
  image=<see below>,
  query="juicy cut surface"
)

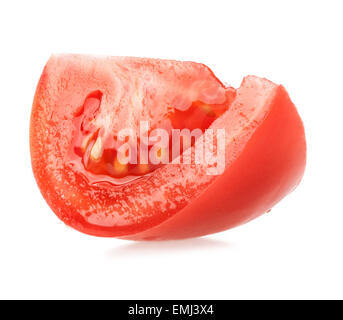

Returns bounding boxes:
[65,56,236,185]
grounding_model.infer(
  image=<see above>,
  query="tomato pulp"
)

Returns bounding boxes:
[30,55,306,240]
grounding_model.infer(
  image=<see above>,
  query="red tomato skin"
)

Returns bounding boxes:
[121,85,306,240]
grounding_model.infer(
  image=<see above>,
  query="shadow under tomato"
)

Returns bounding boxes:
[106,237,234,258]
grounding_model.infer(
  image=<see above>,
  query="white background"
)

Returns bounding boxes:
[0,0,342,299]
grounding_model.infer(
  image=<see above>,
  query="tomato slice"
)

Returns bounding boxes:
[30,55,306,239]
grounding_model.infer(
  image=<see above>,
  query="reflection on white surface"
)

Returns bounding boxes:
[106,237,233,257]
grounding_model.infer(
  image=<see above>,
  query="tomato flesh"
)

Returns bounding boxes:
[30,55,306,239]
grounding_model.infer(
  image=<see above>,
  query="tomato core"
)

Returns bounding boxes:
[71,89,235,184]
